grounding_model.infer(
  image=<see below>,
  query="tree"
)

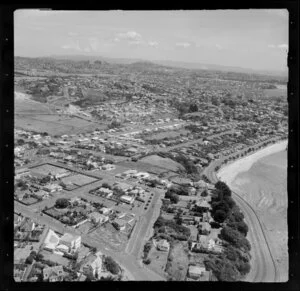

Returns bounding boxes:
[214,210,227,223]
[25,255,34,264]
[220,226,251,252]
[102,183,111,189]
[105,256,120,275]
[35,253,44,262]
[55,198,69,209]
[165,190,179,204]
[16,139,25,146]
[228,221,249,236]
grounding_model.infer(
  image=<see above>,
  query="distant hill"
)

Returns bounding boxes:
[49,54,287,78]
[152,60,288,78]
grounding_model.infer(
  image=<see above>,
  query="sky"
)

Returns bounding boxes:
[14,9,289,72]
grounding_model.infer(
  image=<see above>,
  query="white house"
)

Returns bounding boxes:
[120,195,135,204]
[59,233,81,251]
[89,212,109,224]
[156,239,170,252]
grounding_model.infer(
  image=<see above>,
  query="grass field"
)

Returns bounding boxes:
[15,92,54,114]
[166,242,189,281]
[15,91,106,135]
[139,155,184,172]
[145,130,189,141]
[30,164,71,177]
[147,247,169,276]
[61,174,98,187]
[15,113,101,135]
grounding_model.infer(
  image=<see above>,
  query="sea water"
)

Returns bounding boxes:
[231,149,288,281]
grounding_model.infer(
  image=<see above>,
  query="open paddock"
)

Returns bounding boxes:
[29,163,71,177]
[139,155,183,172]
[88,222,128,252]
[15,113,103,135]
[61,173,99,187]
[147,247,169,277]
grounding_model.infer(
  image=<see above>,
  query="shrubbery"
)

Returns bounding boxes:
[104,256,120,275]
[54,198,69,209]
[220,226,251,252]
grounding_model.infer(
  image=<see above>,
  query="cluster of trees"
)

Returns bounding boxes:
[165,190,179,204]
[173,154,198,175]
[154,216,191,240]
[104,256,120,275]
[54,198,69,209]
[211,181,235,223]
[174,101,199,117]
[25,251,44,265]
[204,181,251,281]
[108,120,122,129]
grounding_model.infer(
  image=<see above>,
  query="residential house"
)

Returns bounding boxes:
[82,251,103,279]
[43,229,60,251]
[19,219,35,232]
[89,212,109,224]
[156,239,170,252]
[120,195,135,204]
[99,207,111,215]
[198,222,211,235]
[112,218,127,231]
[188,265,211,281]
[59,233,81,251]
[43,184,62,193]
[43,265,64,282]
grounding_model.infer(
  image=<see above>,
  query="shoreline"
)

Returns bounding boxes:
[216,139,288,282]
[217,139,288,186]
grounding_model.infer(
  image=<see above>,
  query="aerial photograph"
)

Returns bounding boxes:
[13,9,288,282]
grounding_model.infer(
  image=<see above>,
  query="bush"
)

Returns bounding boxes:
[214,210,227,223]
[55,198,69,209]
[143,258,151,265]
[227,220,249,236]
[25,255,34,264]
[102,183,111,189]
[165,190,179,204]
[105,256,120,275]
[220,226,251,252]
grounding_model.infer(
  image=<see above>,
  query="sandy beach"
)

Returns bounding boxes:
[217,140,288,186]
[217,139,288,282]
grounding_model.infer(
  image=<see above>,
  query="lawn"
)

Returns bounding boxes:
[61,174,98,187]
[30,164,71,177]
[15,113,100,135]
[147,247,169,277]
[139,155,184,172]
[165,242,189,281]
[88,223,128,252]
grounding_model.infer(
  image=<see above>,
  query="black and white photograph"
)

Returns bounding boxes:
[11,8,292,283]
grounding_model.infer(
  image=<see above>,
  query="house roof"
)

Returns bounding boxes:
[43,265,64,279]
[189,265,206,276]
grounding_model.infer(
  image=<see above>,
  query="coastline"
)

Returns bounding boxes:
[216,139,288,282]
[217,139,288,186]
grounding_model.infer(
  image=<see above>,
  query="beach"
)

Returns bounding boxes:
[217,140,288,281]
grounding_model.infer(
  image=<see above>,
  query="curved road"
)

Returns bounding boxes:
[204,159,278,282]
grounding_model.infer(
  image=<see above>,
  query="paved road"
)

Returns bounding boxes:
[203,141,279,282]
